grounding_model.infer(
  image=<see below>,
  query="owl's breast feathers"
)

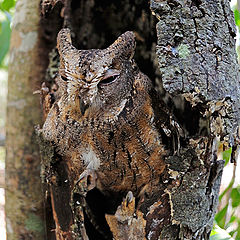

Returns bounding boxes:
[90,77,169,193]
[43,74,169,194]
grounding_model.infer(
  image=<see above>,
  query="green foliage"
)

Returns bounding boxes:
[219,148,233,202]
[234,9,240,29]
[231,186,240,208]
[215,204,229,228]
[0,0,15,67]
[0,17,10,67]
[0,0,16,12]
[210,224,234,240]
[209,134,240,240]
[223,147,232,166]
[234,5,240,62]
[212,146,240,239]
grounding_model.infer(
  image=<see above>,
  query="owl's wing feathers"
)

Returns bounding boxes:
[149,88,184,154]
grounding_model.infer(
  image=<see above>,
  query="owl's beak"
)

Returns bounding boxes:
[79,99,89,116]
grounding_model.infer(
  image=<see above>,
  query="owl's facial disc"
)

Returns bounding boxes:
[56,29,136,117]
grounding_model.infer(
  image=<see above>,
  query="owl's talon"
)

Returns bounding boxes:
[120,191,135,215]
[126,191,134,206]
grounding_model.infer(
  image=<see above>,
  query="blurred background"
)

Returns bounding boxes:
[0,0,240,239]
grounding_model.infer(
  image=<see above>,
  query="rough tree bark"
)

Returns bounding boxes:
[149,1,240,239]
[6,0,240,240]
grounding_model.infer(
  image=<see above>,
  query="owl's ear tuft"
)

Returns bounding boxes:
[57,28,78,57]
[108,31,136,60]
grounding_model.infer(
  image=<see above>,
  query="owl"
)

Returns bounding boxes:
[41,28,178,239]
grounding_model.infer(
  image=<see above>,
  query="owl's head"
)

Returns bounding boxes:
[57,28,139,117]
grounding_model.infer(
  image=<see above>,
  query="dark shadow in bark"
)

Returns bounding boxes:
[69,0,158,82]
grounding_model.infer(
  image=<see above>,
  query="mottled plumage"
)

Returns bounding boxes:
[41,29,179,239]
[42,28,176,196]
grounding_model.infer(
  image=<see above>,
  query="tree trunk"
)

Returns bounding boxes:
[150,1,240,239]
[7,0,239,240]
[5,0,49,239]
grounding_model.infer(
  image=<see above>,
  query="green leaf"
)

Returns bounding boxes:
[229,230,237,237]
[0,0,15,11]
[0,18,11,66]
[229,214,237,224]
[223,147,232,166]
[234,9,240,28]
[231,187,240,208]
[236,222,240,240]
[215,204,228,228]
[210,224,234,240]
